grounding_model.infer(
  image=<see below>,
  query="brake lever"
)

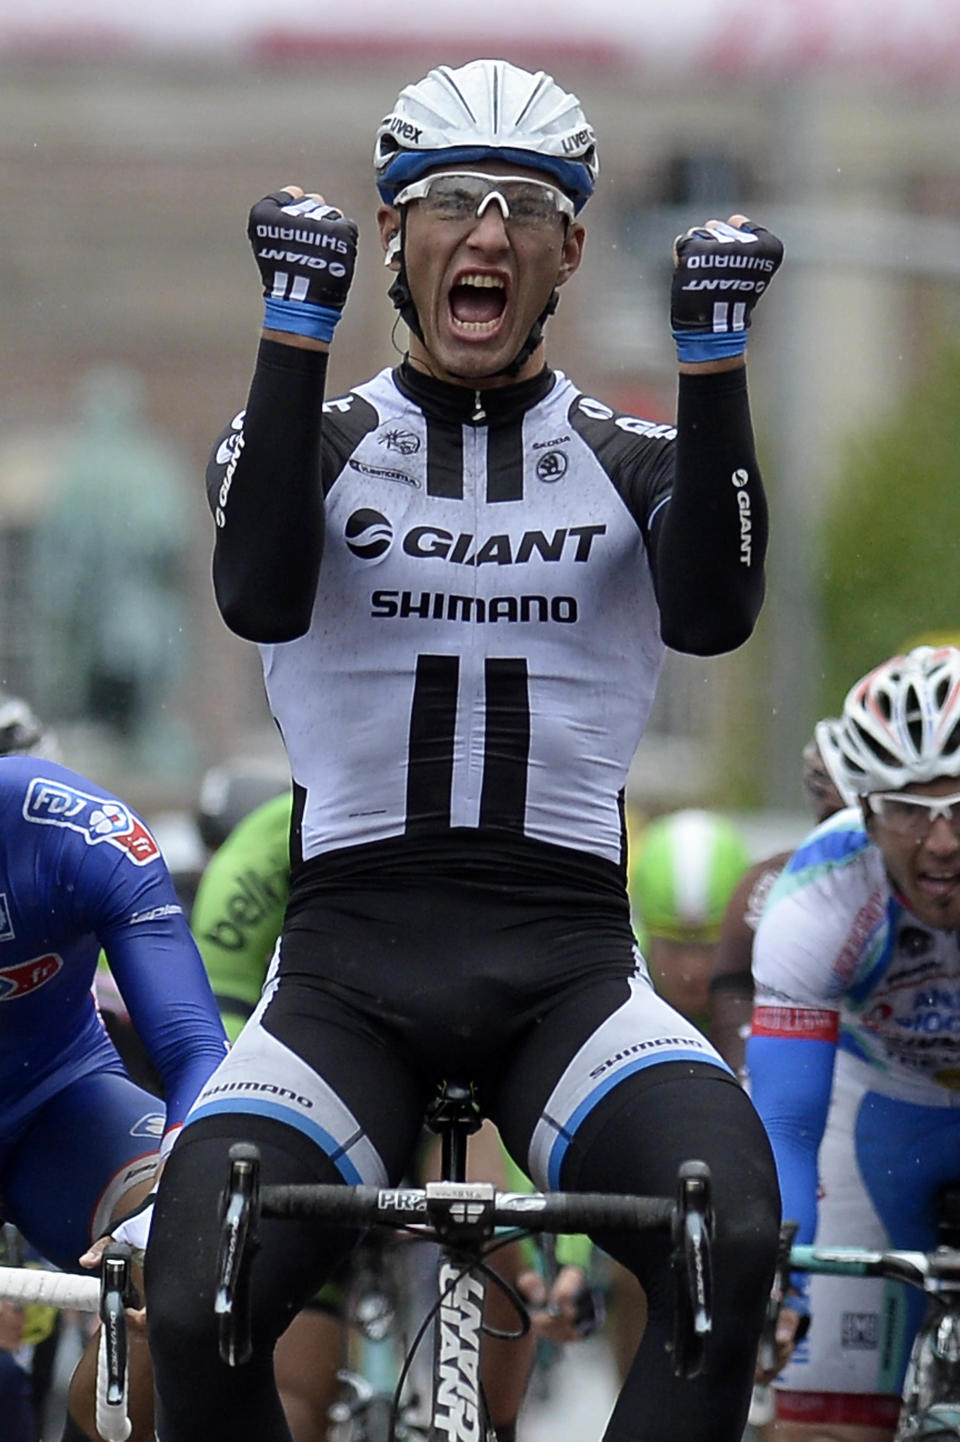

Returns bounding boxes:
[99,1241,137,1406]
[215,1142,262,1366]
[758,1220,799,1375]
[671,1160,714,1379]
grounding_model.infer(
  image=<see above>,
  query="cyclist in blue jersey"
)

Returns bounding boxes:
[0,754,228,1442]
[0,698,60,1442]
[748,645,960,1442]
[147,57,784,1442]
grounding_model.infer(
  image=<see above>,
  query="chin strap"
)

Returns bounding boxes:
[387,210,560,380]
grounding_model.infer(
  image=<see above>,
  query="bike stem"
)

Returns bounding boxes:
[424,1080,495,1442]
[426,1080,483,1184]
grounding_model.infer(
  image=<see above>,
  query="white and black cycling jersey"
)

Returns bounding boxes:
[208,350,767,880]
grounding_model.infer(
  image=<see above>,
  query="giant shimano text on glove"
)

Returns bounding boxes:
[670,219,783,364]
[248,191,359,343]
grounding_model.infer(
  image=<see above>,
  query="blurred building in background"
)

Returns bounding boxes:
[1,0,958,817]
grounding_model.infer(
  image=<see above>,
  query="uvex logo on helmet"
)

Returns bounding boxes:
[345,509,393,562]
[373,59,599,212]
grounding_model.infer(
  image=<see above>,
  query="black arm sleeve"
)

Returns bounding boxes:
[210,339,328,643]
[650,367,768,655]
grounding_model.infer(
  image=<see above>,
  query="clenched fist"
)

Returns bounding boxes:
[248,187,359,343]
[670,215,783,364]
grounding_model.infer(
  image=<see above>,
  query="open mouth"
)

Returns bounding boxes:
[919,870,960,899]
[448,273,507,334]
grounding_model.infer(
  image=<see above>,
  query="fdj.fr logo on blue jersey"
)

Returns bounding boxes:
[0,953,63,1001]
[22,779,160,866]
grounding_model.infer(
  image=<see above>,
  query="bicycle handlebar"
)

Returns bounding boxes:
[216,1144,713,1379]
[0,1245,135,1442]
[0,1265,100,1311]
[256,1180,675,1233]
[791,1243,960,1292]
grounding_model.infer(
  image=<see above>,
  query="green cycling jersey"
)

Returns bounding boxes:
[190,791,292,1043]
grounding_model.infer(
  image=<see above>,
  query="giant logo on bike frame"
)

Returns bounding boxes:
[0,952,63,1001]
[22,779,160,865]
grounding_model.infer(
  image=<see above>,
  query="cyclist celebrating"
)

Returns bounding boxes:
[0,753,228,1441]
[192,785,600,1441]
[147,58,784,1442]
[748,644,960,1442]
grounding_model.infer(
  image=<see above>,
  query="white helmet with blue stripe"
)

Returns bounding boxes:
[374,59,598,213]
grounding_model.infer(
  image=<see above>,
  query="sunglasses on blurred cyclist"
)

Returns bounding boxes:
[393,171,575,229]
[866,790,960,839]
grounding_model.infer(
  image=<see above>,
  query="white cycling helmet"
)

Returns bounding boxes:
[374,59,598,212]
[819,645,960,797]
[805,718,858,817]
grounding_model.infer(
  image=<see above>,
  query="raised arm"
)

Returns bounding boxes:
[651,215,783,655]
[209,187,358,643]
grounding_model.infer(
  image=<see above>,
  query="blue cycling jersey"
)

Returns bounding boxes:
[0,756,227,1152]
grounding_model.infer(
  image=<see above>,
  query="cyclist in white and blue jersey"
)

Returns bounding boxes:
[146,57,785,1442]
[748,645,960,1442]
[0,754,228,1441]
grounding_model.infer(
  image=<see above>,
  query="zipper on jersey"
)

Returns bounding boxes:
[472,391,486,424]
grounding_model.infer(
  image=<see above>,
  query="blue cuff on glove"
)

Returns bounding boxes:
[264,297,342,343]
[672,329,748,363]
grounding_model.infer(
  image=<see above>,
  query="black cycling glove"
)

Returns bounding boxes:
[671,216,783,363]
[247,190,359,343]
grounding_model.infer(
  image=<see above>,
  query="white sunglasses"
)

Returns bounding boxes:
[866,790,960,838]
[393,171,575,229]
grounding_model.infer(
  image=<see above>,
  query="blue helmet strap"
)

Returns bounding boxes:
[387,209,560,379]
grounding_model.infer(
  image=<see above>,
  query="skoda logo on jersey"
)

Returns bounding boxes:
[536,451,568,483]
[345,509,393,563]
[0,952,63,1001]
